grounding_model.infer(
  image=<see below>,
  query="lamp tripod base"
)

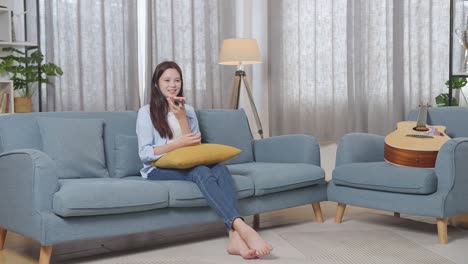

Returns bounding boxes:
[230,70,264,139]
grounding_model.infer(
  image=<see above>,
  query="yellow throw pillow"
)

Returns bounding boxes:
[153,144,241,169]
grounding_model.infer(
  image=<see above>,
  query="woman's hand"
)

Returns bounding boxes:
[167,96,191,135]
[152,133,201,155]
[178,133,201,147]
[167,97,187,121]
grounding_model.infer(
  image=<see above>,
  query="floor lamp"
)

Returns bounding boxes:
[218,38,264,139]
[219,38,263,229]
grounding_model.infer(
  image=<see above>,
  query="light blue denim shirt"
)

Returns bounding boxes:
[136,104,200,178]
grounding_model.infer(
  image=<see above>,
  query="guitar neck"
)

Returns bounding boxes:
[415,105,429,129]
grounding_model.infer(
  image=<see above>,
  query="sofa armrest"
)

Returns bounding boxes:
[254,134,320,166]
[0,149,59,236]
[335,133,385,166]
[435,138,468,216]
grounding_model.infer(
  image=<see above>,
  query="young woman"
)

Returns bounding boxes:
[136,61,273,259]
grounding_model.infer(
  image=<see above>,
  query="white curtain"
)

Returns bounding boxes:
[40,0,139,111]
[145,0,236,109]
[269,0,450,141]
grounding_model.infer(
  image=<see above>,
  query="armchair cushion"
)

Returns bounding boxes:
[335,133,385,166]
[37,117,109,179]
[333,162,437,194]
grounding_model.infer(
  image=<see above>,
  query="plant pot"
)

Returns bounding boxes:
[14,97,33,113]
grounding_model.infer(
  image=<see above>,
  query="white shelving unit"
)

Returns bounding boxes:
[0,7,11,42]
[0,41,36,47]
[0,4,36,46]
[0,80,14,114]
[0,1,39,113]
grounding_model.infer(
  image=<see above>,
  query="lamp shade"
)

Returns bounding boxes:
[218,38,262,65]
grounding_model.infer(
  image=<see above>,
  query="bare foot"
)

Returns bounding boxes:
[232,218,273,257]
[227,230,257,259]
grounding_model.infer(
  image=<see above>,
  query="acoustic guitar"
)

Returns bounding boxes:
[384,104,450,168]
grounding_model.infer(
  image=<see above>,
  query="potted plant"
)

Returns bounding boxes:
[436,76,468,107]
[0,47,63,112]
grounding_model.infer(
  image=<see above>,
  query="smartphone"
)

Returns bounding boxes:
[173,97,186,106]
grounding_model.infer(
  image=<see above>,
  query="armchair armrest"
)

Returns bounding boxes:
[435,138,468,216]
[254,134,320,166]
[335,133,385,166]
[0,149,59,239]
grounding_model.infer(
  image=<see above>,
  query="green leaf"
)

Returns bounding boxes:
[445,77,468,89]
[435,93,459,106]
[1,47,25,55]
[0,47,63,96]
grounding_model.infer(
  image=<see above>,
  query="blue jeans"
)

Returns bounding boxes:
[148,163,241,230]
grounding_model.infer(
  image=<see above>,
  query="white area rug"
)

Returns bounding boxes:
[109,260,215,264]
[280,230,453,264]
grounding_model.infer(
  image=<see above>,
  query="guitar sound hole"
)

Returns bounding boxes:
[413,126,429,132]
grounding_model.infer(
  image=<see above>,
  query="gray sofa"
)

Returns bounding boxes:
[328,107,468,244]
[0,109,327,264]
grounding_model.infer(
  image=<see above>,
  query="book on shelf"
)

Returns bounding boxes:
[0,89,11,113]
[0,90,4,112]
[5,92,9,112]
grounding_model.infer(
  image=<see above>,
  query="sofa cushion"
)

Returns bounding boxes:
[227,162,325,196]
[196,109,254,164]
[114,134,142,177]
[37,117,109,179]
[333,162,437,194]
[53,178,168,217]
[0,115,42,153]
[153,144,241,169]
[153,174,254,207]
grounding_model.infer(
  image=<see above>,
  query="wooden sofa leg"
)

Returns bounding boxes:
[437,218,448,244]
[1,229,53,263]
[39,245,53,264]
[335,203,347,224]
[0,227,6,250]
[311,202,324,223]
[253,214,260,230]
[394,212,400,217]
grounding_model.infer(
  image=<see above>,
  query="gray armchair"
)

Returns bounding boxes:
[327,107,468,244]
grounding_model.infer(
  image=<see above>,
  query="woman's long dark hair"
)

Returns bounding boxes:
[150,61,184,139]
